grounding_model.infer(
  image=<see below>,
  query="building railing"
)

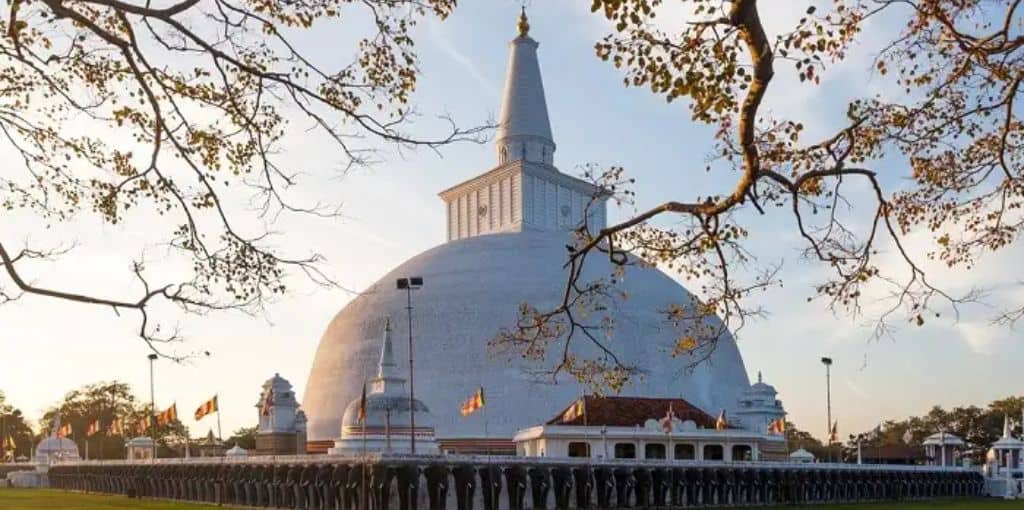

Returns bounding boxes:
[49,452,971,473]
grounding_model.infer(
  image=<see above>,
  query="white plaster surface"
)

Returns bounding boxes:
[303,230,751,442]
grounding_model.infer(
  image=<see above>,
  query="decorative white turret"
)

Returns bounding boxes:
[256,373,302,434]
[732,371,786,434]
[439,9,608,242]
[254,373,308,454]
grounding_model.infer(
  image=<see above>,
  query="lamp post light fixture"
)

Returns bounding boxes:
[147,353,158,459]
[821,356,833,462]
[396,276,423,454]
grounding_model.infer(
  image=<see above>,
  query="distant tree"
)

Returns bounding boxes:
[0,0,482,357]
[785,421,828,459]
[0,391,33,461]
[227,426,257,450]
[40,380,153,459]
[845,395,1023,464]
[496,0,1024,388]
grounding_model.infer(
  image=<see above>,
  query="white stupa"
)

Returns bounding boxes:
[302,9,752,450]
[329,318,438,455]
[34,412,80,464]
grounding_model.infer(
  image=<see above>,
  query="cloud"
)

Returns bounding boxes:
[956,322,1003,355]
[845,378,869,399]
[426,19,497,94]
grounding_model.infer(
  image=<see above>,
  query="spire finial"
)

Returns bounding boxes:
[517,7,530,37]
[757,371,763,384]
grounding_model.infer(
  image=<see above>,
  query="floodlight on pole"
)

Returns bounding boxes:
[821,356,833,462]
[396,276,423,454]
[147,353,158,459]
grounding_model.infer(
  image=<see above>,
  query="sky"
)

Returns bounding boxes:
[1,1,1022,443]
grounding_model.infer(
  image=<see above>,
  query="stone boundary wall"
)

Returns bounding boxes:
[44,455,984,509]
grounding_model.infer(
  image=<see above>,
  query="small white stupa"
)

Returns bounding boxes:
[34,412,80,464]
[789,448,815,463]
[329,318,438,455]
[225,444,248,458]
[988,415,1023,474]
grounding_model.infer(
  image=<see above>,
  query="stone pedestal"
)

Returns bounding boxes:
[255,432,304,455]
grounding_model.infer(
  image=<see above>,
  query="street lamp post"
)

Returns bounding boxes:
[396,276,423,454]
[821,356,833,462]
[148,353,158,459]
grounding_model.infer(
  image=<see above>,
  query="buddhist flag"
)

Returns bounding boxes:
[260,388,274,417]
[902,428,913,444]
[85,419,100,436]
[715,409,728,431]
[356,383,367,424]
[3,435,15,450]
[107,418,124,436]
[194,395,218,421]
[767,418,785,435]
[58,423,72,438]
[828,420,839,442]
[460,387,485,417]
[562,398,585,423]
[137,416,150,435]
[660,403,676,434]
[157,403,178,426]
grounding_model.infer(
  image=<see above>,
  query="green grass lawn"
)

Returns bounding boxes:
[0,488,246,509]
[0,489,1021,509]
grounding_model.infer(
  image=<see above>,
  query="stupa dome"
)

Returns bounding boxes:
[34,436,80,463]
[304,230,750,442]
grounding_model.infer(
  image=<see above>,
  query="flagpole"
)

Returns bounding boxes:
[212,395,221,442]
[385,407,392,453]
[361,379,367,510]
[484,387,490,458]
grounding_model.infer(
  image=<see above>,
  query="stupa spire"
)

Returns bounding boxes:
[372,317,404,393]
[496,7,555,166]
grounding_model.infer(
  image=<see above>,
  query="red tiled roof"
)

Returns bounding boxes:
[547,396,716,428]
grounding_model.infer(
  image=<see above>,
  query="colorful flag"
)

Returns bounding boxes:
[157,403,178,426]
[767,418,786,435]
[2,436,13,461]
[460,387,485,417]
[659,403,676,434]
[260,388,274,417]
[829,420,839,443]
[107,418,123,436]
[194,395,218,421]
[58,423,72,438]
[561,398,585,423]
[715,409,728,431]
[137,416,150,435]
[85,419,100,436]
[902,428,913,444]
[356,383,367,424]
